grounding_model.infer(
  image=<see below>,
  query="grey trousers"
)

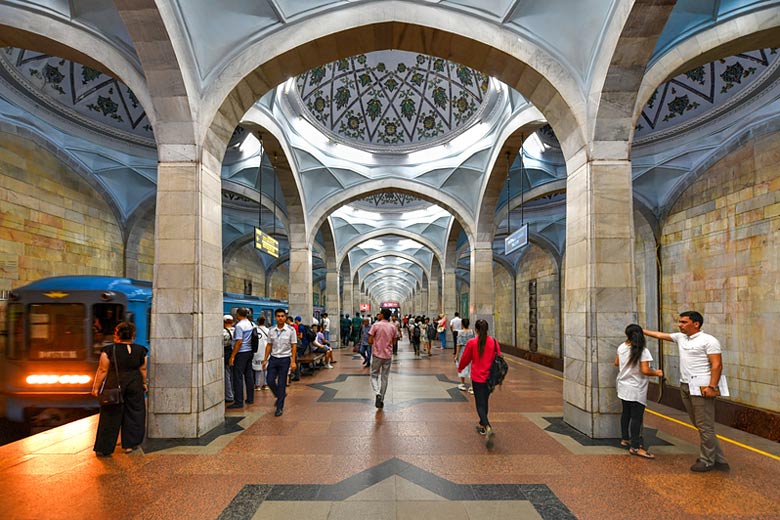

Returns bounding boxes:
[370,356,392,399]
[680,383,727,465]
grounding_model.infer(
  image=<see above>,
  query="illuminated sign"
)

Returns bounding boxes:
[254,227,279,258]
[380,302,399,309]
[504,224,528,255]
[43,291,69,299]
[359,303,370,312]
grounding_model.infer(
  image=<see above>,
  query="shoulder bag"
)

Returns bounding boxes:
[487,338,509,394]
[97,344,124,406]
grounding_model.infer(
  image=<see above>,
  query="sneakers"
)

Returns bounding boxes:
[326,364,334,369]
[226,403,243,409]
[690,460,714,472]
[476,425,487,435]
[261,385,269,391]
[375,395,384,409]
[274,409,283,417]
[485,425,494,449]
[714,461,731,471]
[468,388,474,394]
[458,384,468,391]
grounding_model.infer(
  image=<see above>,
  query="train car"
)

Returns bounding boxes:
[0,276,305,423]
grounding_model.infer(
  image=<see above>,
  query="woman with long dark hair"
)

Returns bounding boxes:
[91,321,148,456]
[614,323,663,459]
[457,319,500,448]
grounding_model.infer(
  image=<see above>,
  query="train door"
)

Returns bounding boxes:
[90,303,124,357]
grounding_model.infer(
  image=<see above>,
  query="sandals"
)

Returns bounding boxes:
[629,447,655,459]
[620,440,631,448]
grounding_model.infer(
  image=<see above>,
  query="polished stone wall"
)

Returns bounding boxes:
[661,132,780,413]
[126,210,155,281]
[224,243,266,295]
[268,264,289,300]
[516,245,561,359]
[0,132,123,289]
[492,262,513,345]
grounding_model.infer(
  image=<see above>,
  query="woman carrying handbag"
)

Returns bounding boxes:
[91,321,148,456]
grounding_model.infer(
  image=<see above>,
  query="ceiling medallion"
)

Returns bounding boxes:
[295,50,494,150]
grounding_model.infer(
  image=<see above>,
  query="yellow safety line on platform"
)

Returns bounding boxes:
[507,355,780,461]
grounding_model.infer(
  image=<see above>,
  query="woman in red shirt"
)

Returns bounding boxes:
[457,319,500,447]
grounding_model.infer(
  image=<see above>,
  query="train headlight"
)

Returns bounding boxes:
[26,374,92,385]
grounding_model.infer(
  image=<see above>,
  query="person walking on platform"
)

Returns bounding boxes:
[227,307,255,409]
[369,308,398,409]
[91,321,147,456]
[643,311,729,472]
[615,324,663,459]
[352,312,363,347]
[340,313,352,347]
[437,314,448,349]
[262,308,298,417]
[454,318,475,393]
[424,317,436,357]
[458,319,500,448]
[253,316,270,391]
[450,312,462,351]
[359,318,372,367]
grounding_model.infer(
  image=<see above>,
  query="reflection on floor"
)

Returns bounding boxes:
[0,339,778,520]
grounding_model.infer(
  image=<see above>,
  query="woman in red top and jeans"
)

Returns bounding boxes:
[458,319,500,446]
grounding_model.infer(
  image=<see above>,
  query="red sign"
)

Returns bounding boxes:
[380,302,399,309]
[359,303,370,312]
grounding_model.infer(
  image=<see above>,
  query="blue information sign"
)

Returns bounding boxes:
[504,224,528,255]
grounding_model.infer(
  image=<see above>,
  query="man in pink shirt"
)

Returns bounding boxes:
[368,308,398,409]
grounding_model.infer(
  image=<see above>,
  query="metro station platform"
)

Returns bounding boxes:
[1,340,778,520]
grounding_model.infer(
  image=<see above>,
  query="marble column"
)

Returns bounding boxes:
[428,277,440,318]
[563,160,637,438]
[442,268,457,319]
[325,269,340,345]
[420,286,429,318]
[342,277,353,319]
[148,161,223,439]
[288,246,313,325]
[469,245,495,330]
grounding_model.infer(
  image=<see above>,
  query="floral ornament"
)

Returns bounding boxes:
[397,63,407,73]
[410,72,424,87]
[384,77,398,91]
[314,96,327,113]
[416,55,426,65]
[30,64,66,94]
[417,110,443,139]
[81,66,102,84]
[357,54,367,64]
[377,62,386,72]
[88,95,124,122]
[431,87,447,109]
[433,59,445,72]
[456,65,473,86]
[663,95,699,122]
[400,97,415,121]
[337,59,350,71]
[684,66,705,85]
[359,73,372,87]
[309,66,327,86]
[366,98,383,121]
[378,116,404,144]
[339,109,365,139]
[720,61,756,93]
[334,86,351,109]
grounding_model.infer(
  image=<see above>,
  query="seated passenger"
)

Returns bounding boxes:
[311,324,334,369]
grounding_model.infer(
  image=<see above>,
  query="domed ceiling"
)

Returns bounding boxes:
[294,50,494,150]
[635,48,780,141]
[0,48,153,145]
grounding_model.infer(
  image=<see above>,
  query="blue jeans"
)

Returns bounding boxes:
[266,356,291,411]
[439,331,447,349]
[360,343,372,365]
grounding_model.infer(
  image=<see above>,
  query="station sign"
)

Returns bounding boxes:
[254,227,279,258]
[380,302,399,309]
[359,303,371,312]
[504,223,528,255]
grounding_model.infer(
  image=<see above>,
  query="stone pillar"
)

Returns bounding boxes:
[469,245,495,330]
[149,161,223,439]
[342,276,353,319]
[420,286,429,318]
[288,246,313,324]
[563,160,637,438]
[442,268,457,319]
[428,277,440,318]
[325,269,339,345]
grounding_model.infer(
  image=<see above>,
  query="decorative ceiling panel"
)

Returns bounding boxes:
[0,48,153,143]
[295,50,494,150]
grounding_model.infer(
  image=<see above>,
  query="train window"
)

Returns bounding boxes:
[6,303,23,359]
[28,304,85,360]
[92,304,124,356]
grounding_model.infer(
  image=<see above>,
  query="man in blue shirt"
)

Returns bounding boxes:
[227,307,255,409]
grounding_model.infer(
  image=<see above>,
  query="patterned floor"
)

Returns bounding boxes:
[0,339,778,520]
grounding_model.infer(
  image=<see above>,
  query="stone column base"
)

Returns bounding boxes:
[563,402,621,439]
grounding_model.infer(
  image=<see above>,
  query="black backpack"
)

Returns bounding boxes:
[412,324,421,340]
[486,339,508,393]
[250,327,260,353]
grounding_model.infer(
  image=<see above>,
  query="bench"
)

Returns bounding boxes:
[297,352,325,375]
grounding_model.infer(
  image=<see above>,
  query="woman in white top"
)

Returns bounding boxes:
[614,324,663,459]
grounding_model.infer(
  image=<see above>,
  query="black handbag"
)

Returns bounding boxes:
[97,344,123,406]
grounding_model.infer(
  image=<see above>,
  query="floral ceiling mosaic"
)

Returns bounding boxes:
[0,48,153,142]
[635,48,780,140]
[295,50,492,149]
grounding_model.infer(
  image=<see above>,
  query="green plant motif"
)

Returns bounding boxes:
[378,116,404,144]
[309,66,327,86]
[416,55,426,65]
[720,62,756,93]
[314,96,327,113]
[127,88,139,109]
[366,98,382,121]
[359,73,372,87]
[431,87,447,109]
[433,59,445,72]
[453,96,476,125]
[81,66,102,84]
[357,54,367,64]
[663,95,699,122]
[417,110,443,139]
[336,59,349,71]
[88,95,124,122]
[647,88,658,109]
[397,63,407,73]
[339,110,365,139]
[377,62,386,72]
[684,66,706,85]
[410,72,424,87]
[334,86,351,109]
[456,65,473,86]
[400,98,415,121]
[32,64,66,94]
[384,77,398,91]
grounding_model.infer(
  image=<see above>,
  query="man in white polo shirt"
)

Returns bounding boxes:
[262,308,297,417]
[644,311,729,472]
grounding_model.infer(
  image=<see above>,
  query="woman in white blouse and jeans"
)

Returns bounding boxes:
[614,324,663,459]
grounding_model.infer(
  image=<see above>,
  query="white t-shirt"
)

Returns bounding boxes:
[252,325,269,370]
[321,317,330,331]
[450,316,462,331]
[616,343,653,406]
[233,319,254,353]
[670,331,721,384]
[268,324,297,358]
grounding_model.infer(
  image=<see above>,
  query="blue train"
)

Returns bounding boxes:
[0,275,321,422]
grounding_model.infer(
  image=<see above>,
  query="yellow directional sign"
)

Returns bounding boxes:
[254,227,279,258]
